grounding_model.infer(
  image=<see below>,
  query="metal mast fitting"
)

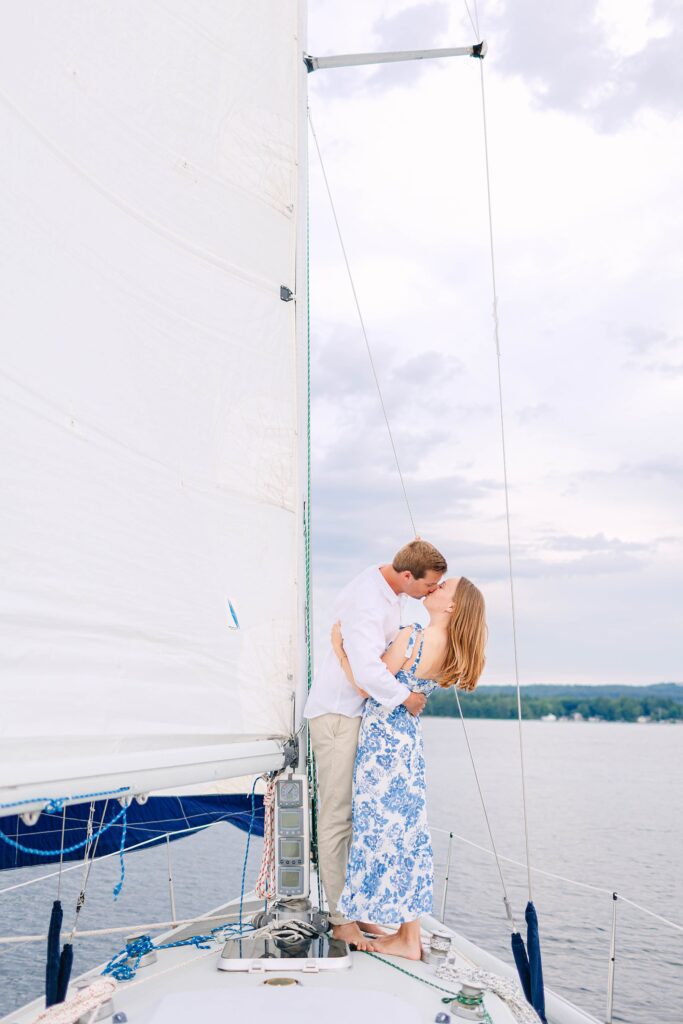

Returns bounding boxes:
[305,41,487,73]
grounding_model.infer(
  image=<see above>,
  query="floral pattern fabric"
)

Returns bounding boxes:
[339,624,437,924]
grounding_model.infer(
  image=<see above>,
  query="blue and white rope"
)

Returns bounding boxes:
[0,787,131,899]
[0,787,129,815]
[103,775,263,981]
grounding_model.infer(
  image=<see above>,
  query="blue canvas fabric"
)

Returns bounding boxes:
[526,901,547,1024]
[0,794,263,870]
[511,930,532,1002]
[511,902,547,1023]
[339,624,437,924]
[45,899,63,1007]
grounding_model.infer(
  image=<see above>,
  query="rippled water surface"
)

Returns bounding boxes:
[1,721,681,1022]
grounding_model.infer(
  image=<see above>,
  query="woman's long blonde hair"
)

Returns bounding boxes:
[438,577,486,691]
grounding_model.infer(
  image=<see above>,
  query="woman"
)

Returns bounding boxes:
[332,576,486,960]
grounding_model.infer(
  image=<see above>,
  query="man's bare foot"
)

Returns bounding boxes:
[359,921,391,937]
[371,931,422,961]
[331,921,376,951]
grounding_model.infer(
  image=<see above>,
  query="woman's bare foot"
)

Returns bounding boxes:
[359,921,391,937]
[371,923,422,961]
[331,921,376,951]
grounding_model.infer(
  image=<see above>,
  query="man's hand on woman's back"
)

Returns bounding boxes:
[403,692,427,716]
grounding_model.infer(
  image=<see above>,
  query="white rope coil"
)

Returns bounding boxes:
[436,958,542,1024]
[254,780,276,900]
[32,979,117,1024]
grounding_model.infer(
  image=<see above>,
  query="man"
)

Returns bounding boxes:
[304,538,447,947]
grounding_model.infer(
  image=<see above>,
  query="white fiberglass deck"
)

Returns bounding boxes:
[3,884,601,1024]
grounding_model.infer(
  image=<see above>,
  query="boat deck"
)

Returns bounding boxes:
[3,886,601,1024]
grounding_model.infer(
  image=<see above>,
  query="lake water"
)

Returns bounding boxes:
[1,721,681,1023]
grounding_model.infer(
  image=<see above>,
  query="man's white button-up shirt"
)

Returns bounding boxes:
[304,565,413,719]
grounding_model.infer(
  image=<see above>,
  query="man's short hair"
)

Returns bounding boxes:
[392,539,447,579]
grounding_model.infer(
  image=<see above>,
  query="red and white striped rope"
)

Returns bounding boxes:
[254,780,276,899]
[32,980,117,1024]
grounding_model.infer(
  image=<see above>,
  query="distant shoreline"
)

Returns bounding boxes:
[423,682,683,723]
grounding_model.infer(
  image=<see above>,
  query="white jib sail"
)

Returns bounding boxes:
[0,1,304,808]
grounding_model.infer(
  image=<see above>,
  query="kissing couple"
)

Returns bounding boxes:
[304,539,486,960]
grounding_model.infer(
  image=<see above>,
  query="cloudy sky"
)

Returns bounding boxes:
[305,0,682,685]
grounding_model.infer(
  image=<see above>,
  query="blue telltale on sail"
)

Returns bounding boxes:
[227,599,240,629]
[0,796,264,871]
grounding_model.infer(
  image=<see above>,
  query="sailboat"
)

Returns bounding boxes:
[1,4,603,1023]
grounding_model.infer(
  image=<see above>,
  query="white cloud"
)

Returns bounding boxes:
[485,0,683,129]
[307,0,683,685]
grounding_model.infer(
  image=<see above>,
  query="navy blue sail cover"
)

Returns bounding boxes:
[525,900,547,1024]
[0,795,264,870]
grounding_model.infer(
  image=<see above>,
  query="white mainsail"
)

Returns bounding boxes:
[0,1,306,809]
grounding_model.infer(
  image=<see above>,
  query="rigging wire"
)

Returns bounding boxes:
[308,109,417,539]
[463,0,479,40]
[56,806,67,901]
[453,690,517,930]
[67,800,102,940]
[309,34,534,908]
[165,834,177,925]
[477,50,534,901]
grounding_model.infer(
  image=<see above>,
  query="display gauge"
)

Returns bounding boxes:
[280,838,303,860]
[279,807,302,830]
[278,780,301,806]
[280,868,303,890]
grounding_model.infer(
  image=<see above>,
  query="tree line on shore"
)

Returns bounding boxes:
[423,683,683,722]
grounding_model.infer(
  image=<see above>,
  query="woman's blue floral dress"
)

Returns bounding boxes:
[339,624,437,924]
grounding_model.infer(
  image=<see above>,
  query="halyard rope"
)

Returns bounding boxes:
[254,779,277,899]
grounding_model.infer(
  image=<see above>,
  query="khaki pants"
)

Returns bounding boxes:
[309,713,361,926]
